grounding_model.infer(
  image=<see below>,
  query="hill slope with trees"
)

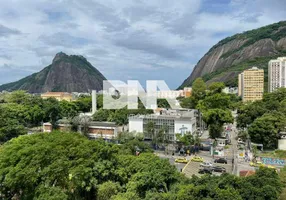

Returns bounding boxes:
[180,21,286,88]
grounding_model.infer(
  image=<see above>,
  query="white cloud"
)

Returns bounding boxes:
[0,0,285,88]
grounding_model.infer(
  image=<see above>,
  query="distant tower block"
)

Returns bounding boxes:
[92,90,97,115]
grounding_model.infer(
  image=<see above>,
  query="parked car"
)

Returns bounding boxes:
[198,168,212,174]
[249,161,264,167]
[175,158,188,163]
[212,166,226,173]
[214,158,227,164]
[200,141,211,151]
[200,162,213,168]
[266,165,276,169]
[191,156,204,162]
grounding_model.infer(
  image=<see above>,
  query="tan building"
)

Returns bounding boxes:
[183,87,192,97]
[87,122,118,139]
[57,118,72,132]
[43,122,52,133]
[268,57,286,92]
[157,87,192,99]
[41,92,73,101]
[238,67,264,102]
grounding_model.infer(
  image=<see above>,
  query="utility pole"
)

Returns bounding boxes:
[200,111,203,136]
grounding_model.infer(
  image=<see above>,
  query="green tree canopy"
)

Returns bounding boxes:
[208,82,225,94]
[176,134,194,146]
[197,93,231,111]
[248,113,281,149]
[192,78,206,101]
[0,132,283,199]
[180,96,197,109]
[93,108,111,121]
[237,88,286,148]
[203,109,233,138]
[0,132,118,199]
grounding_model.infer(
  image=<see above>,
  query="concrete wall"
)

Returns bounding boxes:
[129,118,143,133]
[92,90,97,115]
[174,119,195,135]
[88,126,117,139]
[278,139,286,150]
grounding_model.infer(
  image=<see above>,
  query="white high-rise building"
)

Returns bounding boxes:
[268,57,286,92]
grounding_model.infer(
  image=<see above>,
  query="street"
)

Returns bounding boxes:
[156,111,258,177]
[156,152,187,172]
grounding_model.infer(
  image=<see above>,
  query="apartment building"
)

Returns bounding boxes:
[268,57,286,92]
[238,67,264,102]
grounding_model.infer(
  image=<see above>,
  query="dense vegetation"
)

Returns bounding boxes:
[0,91,96,142]
[0,84,285,199]
[180,79,238,138]
[0,65,52,92]
[201,54,285,88]
[0,132,283,200]
[93,97,153,125]
[237,88,286,149]
[0,91,164,142]
[93,98,171,125]
[210,21,286,54]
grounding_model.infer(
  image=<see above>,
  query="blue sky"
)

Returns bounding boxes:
[0,0,285,89]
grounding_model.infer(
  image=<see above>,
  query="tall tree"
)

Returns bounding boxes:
[180,96,197,109]
[203,109,233,139]
[197,93,231,111]
[93,109,111,122]
[248,113,279,149]
[145,121,155,139]
[59,100,79,119]
[208,82,225,94]
[192,78,206,101]
[0,132,118,200]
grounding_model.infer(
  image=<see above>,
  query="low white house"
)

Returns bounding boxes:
[129,109,197,142]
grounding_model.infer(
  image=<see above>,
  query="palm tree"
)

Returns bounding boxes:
[72,115,92,137]
[145,121,155,139]
[161,125,171,154]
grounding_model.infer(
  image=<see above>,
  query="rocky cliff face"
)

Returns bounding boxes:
[180,21,286,87]
[0,52,106,93]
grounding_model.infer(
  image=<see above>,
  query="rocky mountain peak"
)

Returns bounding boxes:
[0,53,106,93]
[52,52,67,63]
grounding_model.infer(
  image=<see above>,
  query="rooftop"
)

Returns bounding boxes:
[89,121,117,127]
[129,109,196,120]
[239,170,255,177]
[41,92,72,96]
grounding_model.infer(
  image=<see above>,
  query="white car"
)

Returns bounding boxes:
[200,162,213,168]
